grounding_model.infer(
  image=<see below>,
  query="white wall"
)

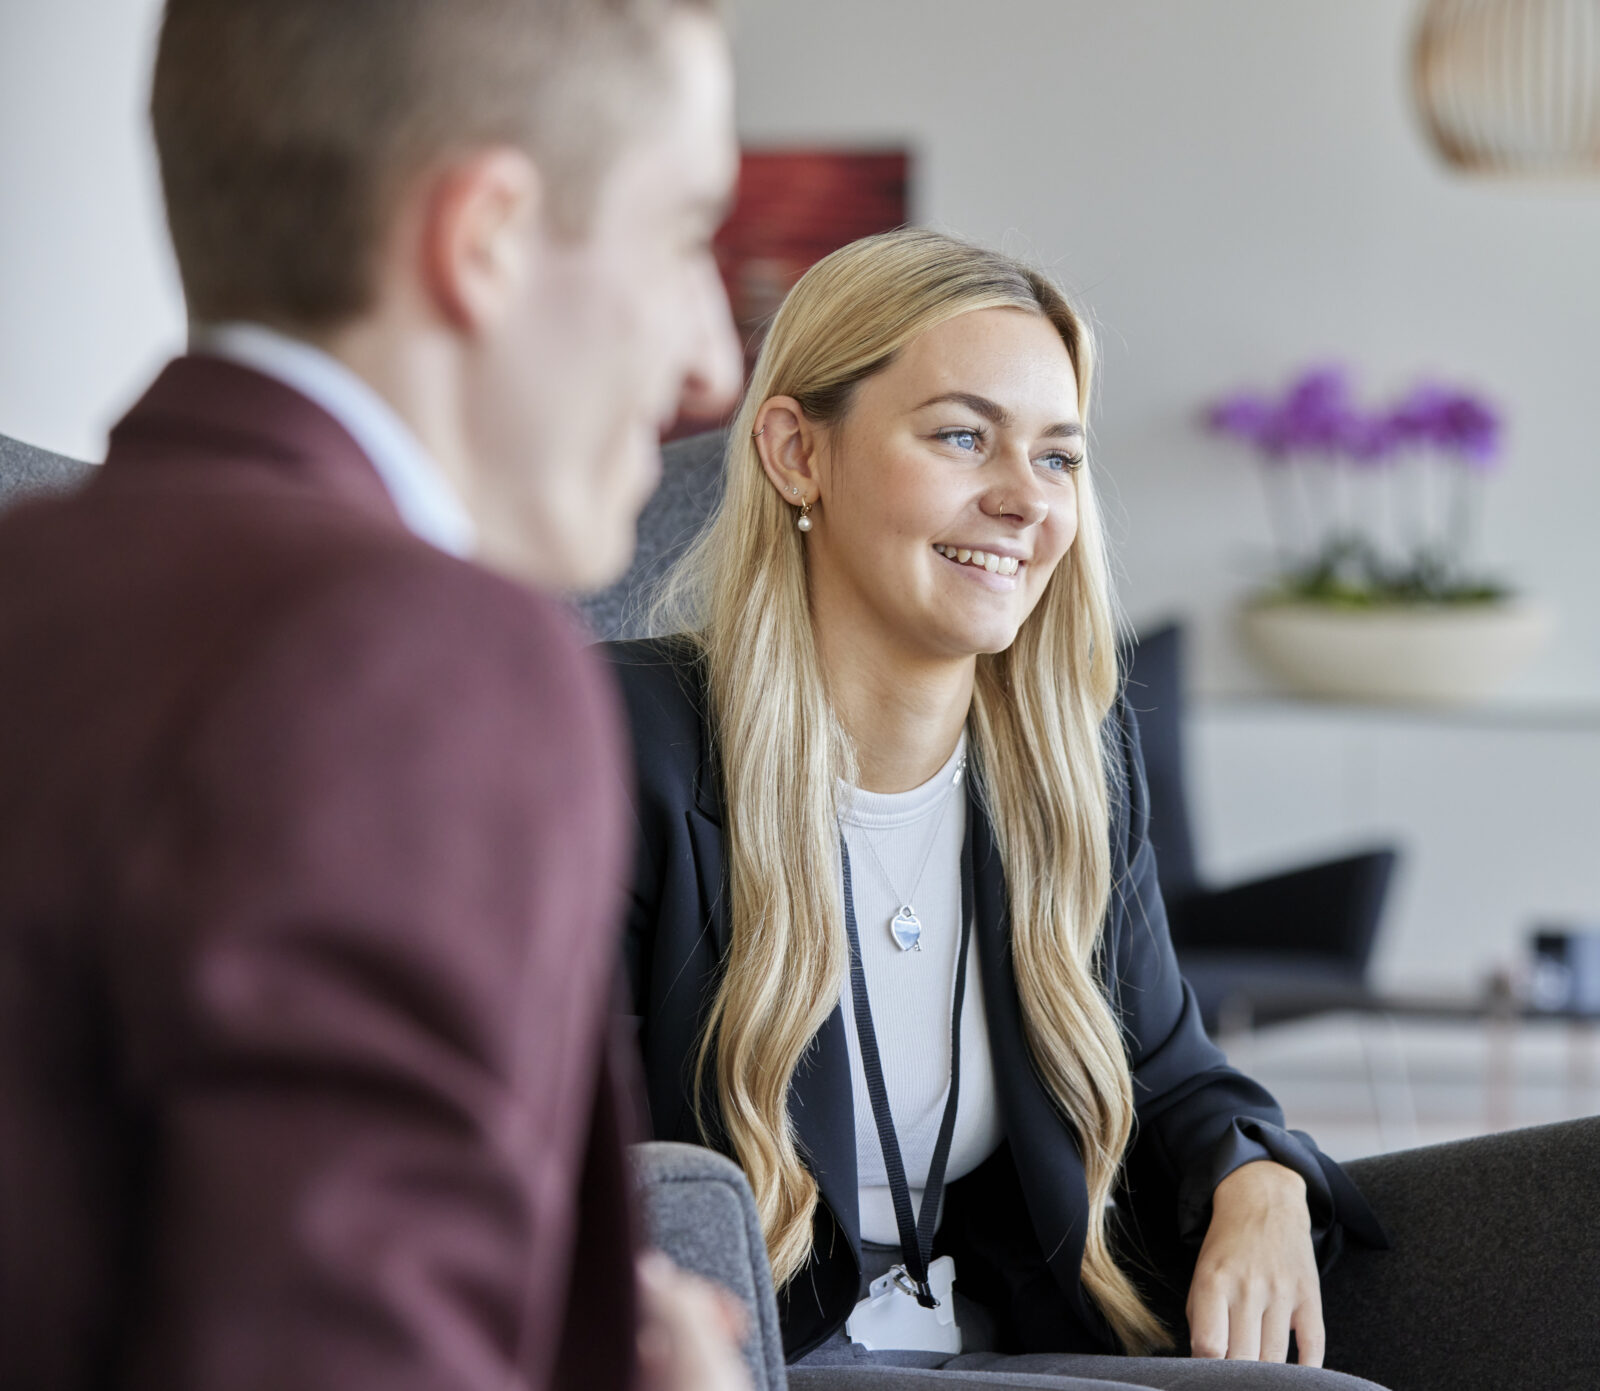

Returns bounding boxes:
[0,0,180,462]
[730,0,1600,704]
[1189,704,1600,991]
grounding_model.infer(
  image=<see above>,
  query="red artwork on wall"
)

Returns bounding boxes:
[672,148,910,434]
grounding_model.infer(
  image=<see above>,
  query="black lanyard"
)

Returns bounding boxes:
[838,827,975,1308]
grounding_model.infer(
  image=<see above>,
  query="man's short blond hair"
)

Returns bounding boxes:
[152,0,716,331]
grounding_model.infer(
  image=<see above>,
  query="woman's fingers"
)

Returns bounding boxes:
[1259,1300,1293,1363]
[1224,1289,1264,1362]
[1188,1266,1325,1363]
[1293,1299,1327,1368]
[1185,1282,1230,1360]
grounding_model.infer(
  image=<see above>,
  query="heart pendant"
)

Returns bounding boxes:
[890,907,922,952]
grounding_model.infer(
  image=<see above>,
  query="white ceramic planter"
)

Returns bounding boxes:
[1240,599,1553,706]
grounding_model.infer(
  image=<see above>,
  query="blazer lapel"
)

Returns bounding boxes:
[969,787,1103,1333]
[789,1004,861,1256]
[684,806,731,959]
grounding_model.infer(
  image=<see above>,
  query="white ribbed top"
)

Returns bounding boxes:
[837,733,1002,1247]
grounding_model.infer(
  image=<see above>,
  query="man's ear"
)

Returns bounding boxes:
[419,148,543,332]
[753,396,823,506]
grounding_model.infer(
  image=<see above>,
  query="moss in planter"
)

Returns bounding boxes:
[1269,537,1511,609]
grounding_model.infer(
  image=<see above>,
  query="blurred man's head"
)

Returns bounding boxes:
[152,0,742,589]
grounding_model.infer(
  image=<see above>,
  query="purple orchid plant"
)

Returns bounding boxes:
[1207,365,1509,605]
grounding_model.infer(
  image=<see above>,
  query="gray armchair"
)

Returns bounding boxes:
[0,431,94,509]
[633,1119,1600,1391]
[632,1143,789,1391]
[575,428,727,640]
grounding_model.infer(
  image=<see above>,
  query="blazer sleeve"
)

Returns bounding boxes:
[117,561,637,1391]
[1104,692,1387,1266]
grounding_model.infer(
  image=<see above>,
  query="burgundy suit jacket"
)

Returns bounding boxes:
[0,357,639,1390]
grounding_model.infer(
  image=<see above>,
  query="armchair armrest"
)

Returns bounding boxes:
[1324,1116,1600,1391]
[1172,847,1398,965]
[632,1140,787,1391]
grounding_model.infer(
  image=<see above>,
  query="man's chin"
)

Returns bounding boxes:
[569,531,636,594]
[477,433,660,594]
[477,531,633,596]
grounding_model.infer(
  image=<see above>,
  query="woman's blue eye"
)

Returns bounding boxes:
[1040,451,1085,473]
[938,428,982,451]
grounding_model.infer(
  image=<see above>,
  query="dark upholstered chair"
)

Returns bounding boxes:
[637,1120,1600,1391]
[1125,624,1400,1033]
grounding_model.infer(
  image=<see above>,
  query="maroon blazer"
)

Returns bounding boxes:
[0,357,638,1390]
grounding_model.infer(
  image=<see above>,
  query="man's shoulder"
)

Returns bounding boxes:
[171,549,625,850]
[252,542,604,719]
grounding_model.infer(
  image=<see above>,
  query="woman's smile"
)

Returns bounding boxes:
[933,543,1024,589]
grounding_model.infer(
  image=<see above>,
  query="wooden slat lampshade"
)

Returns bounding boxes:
[1413,0,1600,173]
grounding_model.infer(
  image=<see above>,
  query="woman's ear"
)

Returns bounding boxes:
[752,397,820,507]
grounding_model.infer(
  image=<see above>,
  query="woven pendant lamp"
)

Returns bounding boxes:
[1413,0,1600,173]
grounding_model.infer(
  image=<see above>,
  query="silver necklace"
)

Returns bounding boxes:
[845,750,967,953]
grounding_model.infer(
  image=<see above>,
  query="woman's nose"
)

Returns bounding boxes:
[982,455,1051,527]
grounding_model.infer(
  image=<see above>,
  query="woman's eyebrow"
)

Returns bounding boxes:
[1042,422,1085,442]
[914,391,1012,424]
[914,391,1083,441]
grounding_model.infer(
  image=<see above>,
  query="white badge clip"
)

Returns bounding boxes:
[845,1255,961,1354]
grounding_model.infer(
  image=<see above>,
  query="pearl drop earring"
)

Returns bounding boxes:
[797,499,813,532]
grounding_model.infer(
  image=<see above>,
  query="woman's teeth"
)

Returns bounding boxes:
[934,544,1019,576]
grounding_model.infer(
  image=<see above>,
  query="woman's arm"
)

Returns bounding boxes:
[1104,692,1382,1363]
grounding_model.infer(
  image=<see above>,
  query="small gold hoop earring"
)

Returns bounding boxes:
[752,427,766,439]
[796,499,813,533]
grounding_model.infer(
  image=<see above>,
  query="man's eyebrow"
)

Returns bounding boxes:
[914,392,1083,441]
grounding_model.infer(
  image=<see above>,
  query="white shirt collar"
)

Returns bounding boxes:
[196,322,477,559]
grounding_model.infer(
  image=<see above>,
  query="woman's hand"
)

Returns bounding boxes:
[1185,1159,1322,1366]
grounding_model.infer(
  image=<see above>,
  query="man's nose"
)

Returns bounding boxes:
[675,260,743,422]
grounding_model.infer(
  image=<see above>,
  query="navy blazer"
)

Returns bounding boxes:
[605,637,1384,1360]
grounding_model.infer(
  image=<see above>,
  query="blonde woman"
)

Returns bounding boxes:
[608,229,1387,1388]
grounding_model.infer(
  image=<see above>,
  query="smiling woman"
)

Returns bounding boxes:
[761,307,1087,678]
[606,229,1390,1389]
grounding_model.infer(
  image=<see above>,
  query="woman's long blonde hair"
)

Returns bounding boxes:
[651,228,1168,1353]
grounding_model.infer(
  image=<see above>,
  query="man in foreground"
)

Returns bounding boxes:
[0,1,742,1387]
